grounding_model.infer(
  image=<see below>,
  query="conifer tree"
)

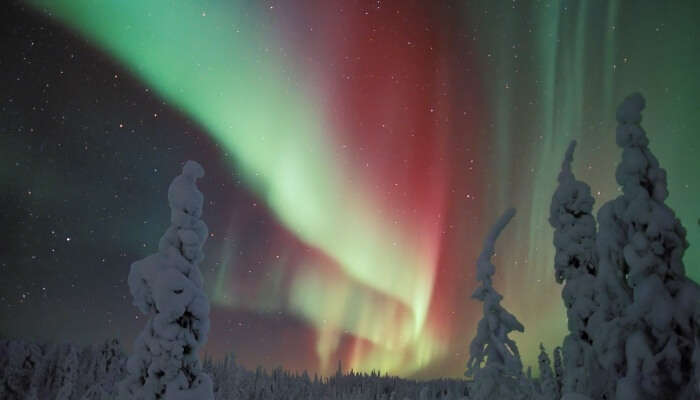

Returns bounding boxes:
[119,161,214,400]
[552,346,563,394]
[603,93,699,399]
[466,208,528,400]
[548,140,602,396]
[56,344,78,400]
[26,344,49,400]
[537,344,559,400]
[0,341,42,400]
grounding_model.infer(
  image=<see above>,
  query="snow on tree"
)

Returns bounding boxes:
[40,343,64,396]
[692,309,700,398]
[586,149,638,398]
[75,344,99,397]
[26,344,51,400]
[418,386,430,400]
[0,340,43,400]
[552,346,563,394]
[56,344,79,400]
[465,208,529,400]
[548,140,602,397]
[600,92,700,400]
[118,160,214,400]
[537,343,558,400]
[561,394,593,400]
[79,339,126,400]
[96,338,126,396]
[0,338,475,400]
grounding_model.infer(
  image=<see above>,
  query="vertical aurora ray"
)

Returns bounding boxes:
[528,0,589,280]
[602,0,620,115]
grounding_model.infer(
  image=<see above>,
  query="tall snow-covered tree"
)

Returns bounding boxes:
[603,93,699,400]
[548,140,602,397]
[586,134,639,399]
[118,160,214,400]
[465,208,528,400]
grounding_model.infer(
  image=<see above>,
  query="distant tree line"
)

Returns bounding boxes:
[0,338,474,400]
[0,338,125,400]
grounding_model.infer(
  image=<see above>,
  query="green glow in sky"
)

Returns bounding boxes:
[27,0,444,376]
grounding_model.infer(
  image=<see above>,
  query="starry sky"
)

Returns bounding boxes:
[1,0,698,380]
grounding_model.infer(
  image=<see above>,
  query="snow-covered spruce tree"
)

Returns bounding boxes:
[0,340,43,400]
[537,344,558,400]
[40,343,62,396]
[81,339,127,399]
[548,140,603,397]
[75,344,98,397]
[560,393,593,400]
[692,308,700,398]
[601,93,700,400]
[55,344,79,400]
[466,208,529,400]
[98,338,126,396]
[118,160,213,400]
[552,346,563,395]
[586,141,641,399]
[25,353,46,400]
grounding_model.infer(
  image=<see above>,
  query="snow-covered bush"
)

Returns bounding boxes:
[119,160,213,400]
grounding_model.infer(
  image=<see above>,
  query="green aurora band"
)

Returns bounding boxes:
[27,0,445,376]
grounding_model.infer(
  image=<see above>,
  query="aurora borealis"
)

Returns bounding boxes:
[2,0,699,379]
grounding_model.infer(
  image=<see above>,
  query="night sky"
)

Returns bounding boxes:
[1,0,698,380]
